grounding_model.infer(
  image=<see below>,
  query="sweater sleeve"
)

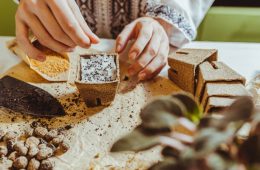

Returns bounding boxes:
[144,0,214,47]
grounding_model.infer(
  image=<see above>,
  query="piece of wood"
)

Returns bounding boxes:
[205,97,236,113]
[201,82,249,109]
[196,61,246,100]
[168,49,217,94]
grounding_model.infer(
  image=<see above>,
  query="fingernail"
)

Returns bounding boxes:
[37,55,46,62]
[128,68,135,76]
[138,73,146,81]
[129,51,137,61]
[116,45,122,52]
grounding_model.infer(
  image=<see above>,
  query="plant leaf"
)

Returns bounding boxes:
[110,127,160,152]
[172,93,202,124]
[140,96,186,131]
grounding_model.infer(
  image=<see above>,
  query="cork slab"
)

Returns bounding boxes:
[7,39,70,82]
[196,61,246,100]
[205,97,236,113]
[168,48,217,94]
[201,83,249,109]
[75,53,120,107]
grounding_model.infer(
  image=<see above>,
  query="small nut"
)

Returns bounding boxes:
[34,127,48,138]
[28,158,40,170]
[3,131,17,141]
[0,130,5,141]
[38,143,47,150]
[13,156,28,169]
[51,136,63,147]
[6,139,16,152]
[8,151,18,161]
[59,141,70,153]
[24,127,34,137]
[28,145,39,158]
[26,136,40,146]
[0,145,8,156]
[45,130,58,141]
[47,143,56,152]
[36,147,53,160]
[39,158,54,170]
[14,142,28,156]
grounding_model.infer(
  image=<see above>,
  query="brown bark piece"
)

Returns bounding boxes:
[201,83,249,109]
[75,53,120,107]
[168,49,217,94]
[205,97,236,113]
[196,61,246,100]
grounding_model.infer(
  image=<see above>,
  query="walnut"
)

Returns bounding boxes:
[36,147,53,160]
[8,151,18,161]
[39,158,54,170]
[0,145,8,156]
[14,142,28,156]
[3,131,17,141]
[59,141,70,153]
[0,130,5,141]
[28,158,40,170]
[26,136,40,147]
[28,145,39,158]
[6,139,16,152]
[45,129,58,141]
[13,156,28,169]
[34,127,48,138]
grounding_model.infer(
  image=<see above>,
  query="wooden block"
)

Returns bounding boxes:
[205,97,236,113]
[168,49,217,94]
[196,61,246,100]
[201,83,249,109]
[75,53,120,107]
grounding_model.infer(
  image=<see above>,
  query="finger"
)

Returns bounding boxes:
[128,30,162,76]
[47,0,91,48]
[128,22,153,61]
[116,22,136,53]
[67,0,100,44]
[138,38,169,81]
[22,12,72,53]
[15,17,46,61]
[34,0,76,47]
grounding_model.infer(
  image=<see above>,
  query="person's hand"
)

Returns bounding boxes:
[116,17,169,81]
[15,0,100,61]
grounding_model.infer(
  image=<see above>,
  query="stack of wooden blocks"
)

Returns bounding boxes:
[168,49,249,113]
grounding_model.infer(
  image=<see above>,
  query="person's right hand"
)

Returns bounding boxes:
[15,0,100,61]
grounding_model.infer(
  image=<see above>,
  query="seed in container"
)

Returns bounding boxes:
[51,136,63,147]
[59,141,70,153]
[14,142,28,156]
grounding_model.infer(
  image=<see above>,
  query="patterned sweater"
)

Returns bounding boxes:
[14,0,214,47]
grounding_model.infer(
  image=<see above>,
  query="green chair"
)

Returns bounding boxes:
[197,7,260,42]
[0,0,17,36]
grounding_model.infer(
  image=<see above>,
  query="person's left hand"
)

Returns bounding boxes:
[116,17,169,81]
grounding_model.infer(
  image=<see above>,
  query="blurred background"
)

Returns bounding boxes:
[0,0,259,42]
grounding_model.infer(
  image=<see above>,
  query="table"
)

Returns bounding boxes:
[1,36,260,82]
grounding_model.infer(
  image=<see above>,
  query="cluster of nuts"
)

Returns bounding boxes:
[0,126,70,170]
